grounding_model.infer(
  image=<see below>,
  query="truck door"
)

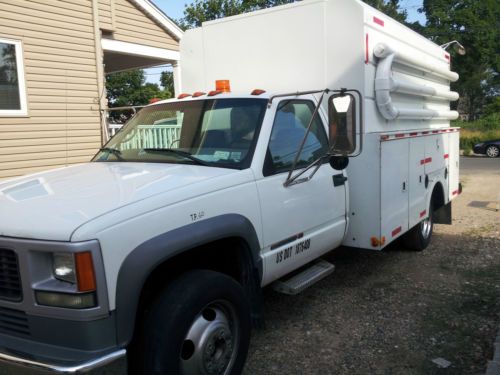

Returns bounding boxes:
[255,98,347,285]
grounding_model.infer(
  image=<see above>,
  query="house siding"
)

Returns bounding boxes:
[98,0,114,31]
[0,0,101,179]
[113,0,179,51]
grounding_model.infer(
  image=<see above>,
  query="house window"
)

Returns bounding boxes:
[0,38,27,116]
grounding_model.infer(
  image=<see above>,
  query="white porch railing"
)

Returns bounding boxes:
[105,105,182,149]
[120,124,182,150]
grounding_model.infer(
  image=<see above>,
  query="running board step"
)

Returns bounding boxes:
[272,259,335,295]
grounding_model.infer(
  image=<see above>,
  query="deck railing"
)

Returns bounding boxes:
[119,124,182,150]
[105,106,181,149]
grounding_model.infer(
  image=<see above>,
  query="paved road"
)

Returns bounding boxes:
[461,156,500,175]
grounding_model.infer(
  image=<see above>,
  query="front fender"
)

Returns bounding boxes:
[114,214,262,346]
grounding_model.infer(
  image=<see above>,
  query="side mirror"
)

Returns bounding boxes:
[329,156,349,170]
[328,92,359,156]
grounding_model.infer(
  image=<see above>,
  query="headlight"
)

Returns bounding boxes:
[53,253,76,284]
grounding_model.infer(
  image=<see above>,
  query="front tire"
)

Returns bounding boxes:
[139,270,251,375]
[486,145,499,158]
[403,203,434,251]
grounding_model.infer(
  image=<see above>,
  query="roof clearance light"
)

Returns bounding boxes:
[208,90,223,97]
[192,92,206,97]
[251,89,266,96]
[177,93,191,99]
[215,80,231,93]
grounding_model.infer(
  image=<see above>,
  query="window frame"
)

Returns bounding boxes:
[0,37,28,117]
[263,99,330,177]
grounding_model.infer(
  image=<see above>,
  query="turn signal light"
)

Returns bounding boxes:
[215,80,231,93]
[75,252,96,292]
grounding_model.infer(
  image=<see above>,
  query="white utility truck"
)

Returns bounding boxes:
[0,0,460,374]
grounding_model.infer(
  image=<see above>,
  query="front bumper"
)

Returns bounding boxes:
[0,348,126,374]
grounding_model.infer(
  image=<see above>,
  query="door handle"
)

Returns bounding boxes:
[333,174,347,187]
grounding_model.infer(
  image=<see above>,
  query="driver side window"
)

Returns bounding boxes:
[264,100,329,176]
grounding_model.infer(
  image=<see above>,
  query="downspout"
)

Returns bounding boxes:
[91,0,109,144]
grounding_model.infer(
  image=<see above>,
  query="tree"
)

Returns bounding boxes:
[106,69,169,107]
[419,0,499,119]
[160,71,175,97]
[105,69,171,122]
[180,0,294,29]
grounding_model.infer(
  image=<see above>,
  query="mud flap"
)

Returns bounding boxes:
[434,202,452,225]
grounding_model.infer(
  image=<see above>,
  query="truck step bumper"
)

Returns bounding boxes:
[0,348,127,374]
[272,259,335,295]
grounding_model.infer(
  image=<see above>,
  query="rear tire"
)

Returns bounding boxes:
[403,202,434,251]
[138,270,251,375]
[486,145,499,158]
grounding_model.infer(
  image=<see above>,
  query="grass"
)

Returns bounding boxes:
[453,113,500,154]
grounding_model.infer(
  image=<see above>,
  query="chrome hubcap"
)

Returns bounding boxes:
[486,146,499,158]
[180,302,238,375]
[421,216,432,239]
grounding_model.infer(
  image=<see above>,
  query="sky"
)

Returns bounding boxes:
[145,0,426,84]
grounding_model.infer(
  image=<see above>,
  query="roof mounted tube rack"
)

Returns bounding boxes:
[373,43,460,121]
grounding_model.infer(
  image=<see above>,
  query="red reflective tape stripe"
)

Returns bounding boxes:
[410,132,418,137]
[395,133,405,138]
[425,157,432,164]
[373,16,384,26]
[420,159,425,165]
[420,210,427,218]
[422,131,429,135]
[432,130,440,134]
[392,226,402,237]
[380,135,389,141]
[444,154,449,159]
[365,33,369,64]
[452,190,459,196]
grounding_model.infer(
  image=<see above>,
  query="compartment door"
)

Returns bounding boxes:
[381,139,409,241]
[409,137,428,228]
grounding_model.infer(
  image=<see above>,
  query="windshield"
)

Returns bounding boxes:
[94,98,267,169]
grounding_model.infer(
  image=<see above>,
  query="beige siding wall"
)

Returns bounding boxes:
[98,0,114,31]
[113,0,179,51]
[0,0,101,179]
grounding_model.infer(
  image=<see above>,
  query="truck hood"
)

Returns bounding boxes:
[0,163,238,241]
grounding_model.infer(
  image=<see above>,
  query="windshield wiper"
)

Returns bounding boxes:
[99,147,124,161]
[143,148,211,166]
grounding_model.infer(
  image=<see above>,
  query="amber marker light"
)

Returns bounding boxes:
[251,89,266,96]
[370,237,379,247]
[75,252,96,292]
[215,80,231,93]
[208,90,223,97]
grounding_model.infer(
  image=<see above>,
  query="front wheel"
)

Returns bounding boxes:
[138,270,251,375]
[402,203,434,251]
[486,145,499,158]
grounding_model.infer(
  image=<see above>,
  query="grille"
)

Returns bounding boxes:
[0,307,29,336]
[0,249,22,302]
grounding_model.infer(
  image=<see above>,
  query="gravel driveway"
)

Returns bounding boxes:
[243,156,500,375]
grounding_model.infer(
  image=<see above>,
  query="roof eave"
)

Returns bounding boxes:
[129,0,184,41]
